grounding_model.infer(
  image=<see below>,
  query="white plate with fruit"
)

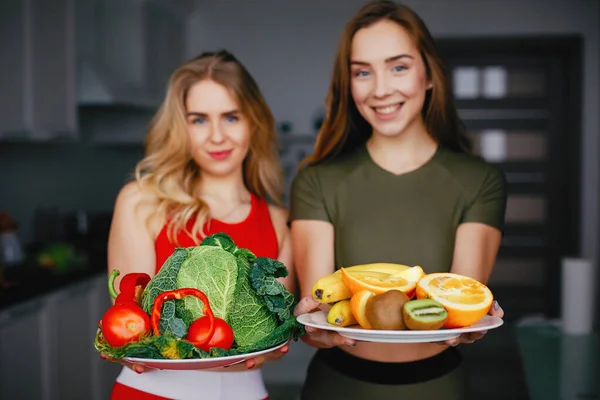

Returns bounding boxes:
[297,264,504,343]
[297,311,503,343]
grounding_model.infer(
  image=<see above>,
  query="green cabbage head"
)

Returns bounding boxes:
[140,232,302,354]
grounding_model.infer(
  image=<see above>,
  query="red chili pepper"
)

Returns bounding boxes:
[151,288,216,348]
[108,270,151,306]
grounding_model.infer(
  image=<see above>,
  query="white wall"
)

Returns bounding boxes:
[186,0,600,264]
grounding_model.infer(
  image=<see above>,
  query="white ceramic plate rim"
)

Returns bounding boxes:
[122,340,287,364]
[297,311,503,336]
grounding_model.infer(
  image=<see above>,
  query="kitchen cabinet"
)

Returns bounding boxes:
[76,0,191,145]
[76,0,189,107]
[144,0,188,101]
[76,0,158,109]
[88,274,122,400]
[0,298,46,399]
[0,0,192,143]
[54,278,98,400]
[0,273,120,400]
[0,0,77,141]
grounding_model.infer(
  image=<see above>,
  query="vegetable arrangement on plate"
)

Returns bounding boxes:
[94,233,304,360]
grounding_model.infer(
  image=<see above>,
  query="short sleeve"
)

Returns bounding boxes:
[462,166,507,231]
[289,167,331,223]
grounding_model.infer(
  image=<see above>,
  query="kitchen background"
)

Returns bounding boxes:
[0,0,599,399]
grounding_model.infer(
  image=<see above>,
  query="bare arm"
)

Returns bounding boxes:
[268,205,296,294]
[450,222,502,285]
[441,222,504,346]
[101,182,160,373]
[451,166,506,285]
[290,220,335,298]
[107,181,158,303]
[290,220,355,348]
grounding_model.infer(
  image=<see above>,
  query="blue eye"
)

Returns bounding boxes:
[225,115,239,123]
[393,65,406,72]
[193,117,206,125]
[354,70,370,77]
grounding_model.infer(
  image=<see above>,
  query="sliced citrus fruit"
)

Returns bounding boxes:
[334,263,411,276]
[350,290,374,329]
[389,265,425,283]
[340,268,417,298]
[416,273,493,328]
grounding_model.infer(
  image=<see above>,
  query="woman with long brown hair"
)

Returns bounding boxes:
[104,50,300,400]
[290,1,507,398]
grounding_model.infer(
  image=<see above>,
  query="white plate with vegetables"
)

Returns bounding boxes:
[94,233,302,371]
[123,341,288,370]
[297,311,503,343]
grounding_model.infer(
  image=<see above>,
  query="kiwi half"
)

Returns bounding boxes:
[403,299,448,330]
[365,290,409,330]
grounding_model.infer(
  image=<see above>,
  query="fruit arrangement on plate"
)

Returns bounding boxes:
[312,263,494,331]
[93,233,303,365]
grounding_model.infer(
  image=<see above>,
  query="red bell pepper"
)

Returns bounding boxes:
[101,270,152,348]
[151,288,217,349]
[108,270,151,306]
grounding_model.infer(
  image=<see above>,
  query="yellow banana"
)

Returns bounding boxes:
[327,299,357,327]
[312,263,412,303]
[312,273,352,303]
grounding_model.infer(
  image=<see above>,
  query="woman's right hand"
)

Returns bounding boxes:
[100,353,147,374]
[293,297,357,349]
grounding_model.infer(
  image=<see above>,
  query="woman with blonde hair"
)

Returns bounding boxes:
[105,50,298,400]
[290,1,507,398]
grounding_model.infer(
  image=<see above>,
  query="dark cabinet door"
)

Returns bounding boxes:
[438,37,582,318]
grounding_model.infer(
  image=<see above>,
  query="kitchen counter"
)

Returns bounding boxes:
[0,243,108,312]
[0,254,121,400]
[0,265,106,312]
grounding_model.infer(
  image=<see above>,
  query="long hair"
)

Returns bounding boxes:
[134,50,284,244]
[301,0,471,167]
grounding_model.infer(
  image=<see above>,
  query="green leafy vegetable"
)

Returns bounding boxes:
[176,245,239,322]
[141,248,189,338]
[227,257,278,347]
[250,257,295,322]
[119,232,305,359]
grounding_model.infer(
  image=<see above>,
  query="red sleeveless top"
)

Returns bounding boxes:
[154,194,279,273]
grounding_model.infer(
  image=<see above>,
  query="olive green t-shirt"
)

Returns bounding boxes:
[289,145,507,273]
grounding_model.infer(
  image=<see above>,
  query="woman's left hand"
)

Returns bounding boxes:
[437,300,503,346]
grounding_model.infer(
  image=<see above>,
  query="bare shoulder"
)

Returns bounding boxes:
[116,180,143,203]
[115,181,149,214]
[114,181,162,235]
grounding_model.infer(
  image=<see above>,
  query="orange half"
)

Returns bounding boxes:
[416,273,493,328]
[341,268,417,298]
[350,290,374,329]
[390,265,425,283]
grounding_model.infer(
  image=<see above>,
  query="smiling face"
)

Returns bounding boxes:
[350,19,431,139]
[185,79,251,178]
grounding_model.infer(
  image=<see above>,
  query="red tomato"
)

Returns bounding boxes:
[101,304,151,348]
[187,316,234,352]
